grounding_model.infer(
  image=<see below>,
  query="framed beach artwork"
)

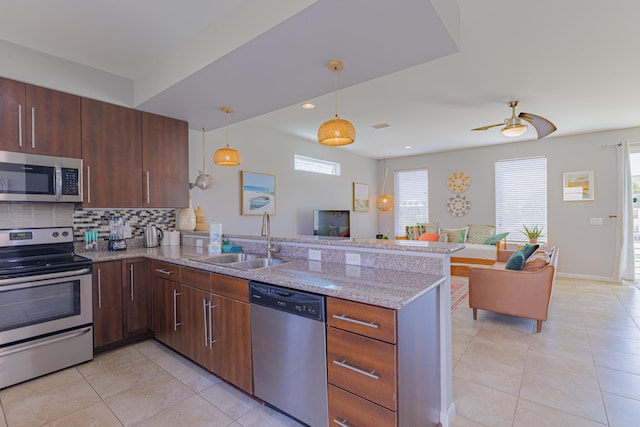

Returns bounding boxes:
[563,170,594,201]
[241,171,276,215]
[352,182,369,212]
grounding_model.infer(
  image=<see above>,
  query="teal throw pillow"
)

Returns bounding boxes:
[520,243,539,260]
[505,250,526,270]
[484,232,509,245]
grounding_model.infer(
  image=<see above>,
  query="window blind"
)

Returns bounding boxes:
[495,157,547,242]
[394,169,429,236]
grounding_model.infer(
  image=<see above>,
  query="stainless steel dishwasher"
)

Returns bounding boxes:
[249,281,328,427]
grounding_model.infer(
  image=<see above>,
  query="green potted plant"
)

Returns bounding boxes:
[522,225,544,244]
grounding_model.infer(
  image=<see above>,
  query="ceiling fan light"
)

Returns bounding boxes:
[501,123,528,137]
[376,194,394,211]
[213,145,242,166]
[318,116,356,146]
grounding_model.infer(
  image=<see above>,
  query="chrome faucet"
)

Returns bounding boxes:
[261,212,279,258]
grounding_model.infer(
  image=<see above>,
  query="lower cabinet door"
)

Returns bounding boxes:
[328,385,397,427]
[93,261,123,349]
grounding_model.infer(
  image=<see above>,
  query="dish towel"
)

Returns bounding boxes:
[222,244,243,253]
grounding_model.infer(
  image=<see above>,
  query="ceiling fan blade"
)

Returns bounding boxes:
[518,112,557,139]
[471,123,503,131]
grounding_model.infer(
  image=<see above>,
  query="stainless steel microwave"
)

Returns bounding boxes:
[0,150,83,202]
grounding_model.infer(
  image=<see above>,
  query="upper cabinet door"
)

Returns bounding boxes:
[25,84,81,158]
[0,78,26,152]
[81,99,142,207]
[141,112,189,208]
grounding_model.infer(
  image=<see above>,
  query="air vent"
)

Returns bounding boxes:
[371,122,390,129]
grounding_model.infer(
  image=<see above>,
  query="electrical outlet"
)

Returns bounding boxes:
[590,217,604,226]
[309,249,322,261]
[345,253,361,266]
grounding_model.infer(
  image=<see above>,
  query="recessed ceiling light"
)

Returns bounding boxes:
[404,145,412,149]
[301,103,315,109]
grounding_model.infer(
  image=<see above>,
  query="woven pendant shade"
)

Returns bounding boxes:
[214,107,241,166]
[213,145,241,166]
[376,194,394,211]
[318,116,356,146]
[318,61,355,146]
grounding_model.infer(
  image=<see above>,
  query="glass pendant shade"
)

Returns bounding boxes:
[376,194,394,211]
[318,115,356,146]
[213,145,241,166]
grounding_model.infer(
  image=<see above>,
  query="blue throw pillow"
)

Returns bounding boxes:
[520,243,539,260]
[484,232,509,245]
[505,250,526,270]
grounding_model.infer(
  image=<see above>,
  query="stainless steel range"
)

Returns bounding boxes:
[0,227,93,389]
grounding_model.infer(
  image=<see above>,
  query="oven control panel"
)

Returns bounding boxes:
[1,227,73,246]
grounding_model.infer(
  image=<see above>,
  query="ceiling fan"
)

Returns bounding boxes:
[472,101,557,139]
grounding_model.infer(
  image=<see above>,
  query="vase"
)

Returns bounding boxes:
[529,238,538,244]
[178,196,196,231]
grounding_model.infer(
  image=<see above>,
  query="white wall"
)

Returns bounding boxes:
[378,127,640,280]
[187,124,379,239]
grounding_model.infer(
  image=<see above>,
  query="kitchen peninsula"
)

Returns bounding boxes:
[82,235,461,427]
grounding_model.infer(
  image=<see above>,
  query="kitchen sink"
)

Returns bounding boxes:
[192,253,293,270]
[195,253,262,265]
[228,257,291,270]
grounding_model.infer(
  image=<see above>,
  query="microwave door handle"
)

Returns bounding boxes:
[54,162,62,201]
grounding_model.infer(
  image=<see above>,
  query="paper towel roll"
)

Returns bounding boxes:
[169,231,181,246]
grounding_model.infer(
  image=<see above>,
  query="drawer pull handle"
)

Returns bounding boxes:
[332,314,379,329]
[155,268,173,275]
[333,419,350,427]
[333,359,379,380]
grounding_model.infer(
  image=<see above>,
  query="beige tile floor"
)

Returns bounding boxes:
[452,276,640,427]
[0,277,638,426]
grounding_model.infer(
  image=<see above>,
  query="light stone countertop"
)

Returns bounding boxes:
[81,245,447,309]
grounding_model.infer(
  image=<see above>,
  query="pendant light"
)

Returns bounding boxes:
[376,160,394,211]
[190,128,215,190]
[214,107,242,166]
[318,61,356,146]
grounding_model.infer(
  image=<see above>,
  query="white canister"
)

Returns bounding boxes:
[169,231,181,246]
[208,223,222,254]
[160,229,170,246]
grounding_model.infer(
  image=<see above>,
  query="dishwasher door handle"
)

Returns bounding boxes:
[332,359,379,380]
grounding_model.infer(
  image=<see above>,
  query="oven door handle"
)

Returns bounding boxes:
[0,327,92,358]
[0,267,92,287]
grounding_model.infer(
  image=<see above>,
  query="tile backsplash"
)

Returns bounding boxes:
[0,203,176,244]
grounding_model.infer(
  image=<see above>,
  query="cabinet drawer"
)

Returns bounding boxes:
[327,297,396,343]
[211,273,248,302]
[151,261,181,282]
[327,327,397,410]
[181,267,210,292]
[328,384,397,427]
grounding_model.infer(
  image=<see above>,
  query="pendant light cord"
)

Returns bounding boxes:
[201,128,205,171]
[333,66,339,117]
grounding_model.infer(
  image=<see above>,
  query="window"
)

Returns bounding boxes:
[495,157,547,242]
[394,169,429,236]
[294,155,341,176]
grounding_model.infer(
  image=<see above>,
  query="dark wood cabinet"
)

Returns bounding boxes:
[0,78,25,152]
[141,112,189,208]
[0,77,81,157]
[210,293,252,393]
[152,261,183,351]
[25,84,81,157]
[123,259,150,337]
[81,98,142,207]
[93,261,124,348]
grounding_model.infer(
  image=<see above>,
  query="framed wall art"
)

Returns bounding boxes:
[241,171,276,215]
[352,182,369,212]
[563,170,594,201]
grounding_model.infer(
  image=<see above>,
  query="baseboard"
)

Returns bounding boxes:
[556,272,620,283]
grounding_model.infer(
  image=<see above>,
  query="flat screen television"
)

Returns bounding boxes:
[313,210,350,237]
